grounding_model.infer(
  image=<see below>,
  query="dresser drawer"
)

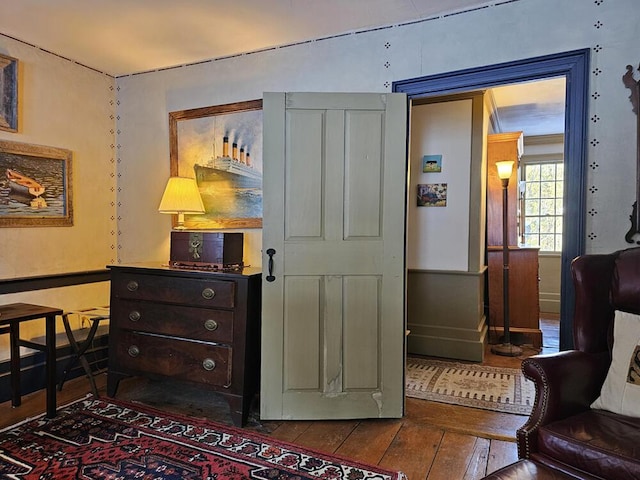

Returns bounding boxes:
[111,300,233,343]
[114,331,232,387]
[112,272,235,308]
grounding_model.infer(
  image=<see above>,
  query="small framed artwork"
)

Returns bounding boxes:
[0,53,18,132]
[422,154,442,173]
[169,99,263,229]
[0,139,73,227]
[417,183,447,207]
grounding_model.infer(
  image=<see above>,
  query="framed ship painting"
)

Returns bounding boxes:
[0,53,18,132]
[169,99,263,229]
[0,140,73,227]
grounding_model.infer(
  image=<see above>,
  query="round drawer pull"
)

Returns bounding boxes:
[126,281,139,292]
[202,358,216,371]
[204,319,218,331]
[129,310,141,322]
[202,288,216,300]
[128,345,140,357]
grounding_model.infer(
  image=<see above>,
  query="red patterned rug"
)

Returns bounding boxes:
[0,396,406,479]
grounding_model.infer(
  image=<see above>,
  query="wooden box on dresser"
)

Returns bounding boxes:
[107,263,261,427]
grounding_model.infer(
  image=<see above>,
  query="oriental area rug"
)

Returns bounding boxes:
[0,397,406,480]
[406,357,536,415]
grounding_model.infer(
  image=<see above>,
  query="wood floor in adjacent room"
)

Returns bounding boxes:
[0,318,559,480]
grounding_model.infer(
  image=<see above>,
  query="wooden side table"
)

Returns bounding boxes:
[0,303,63,418]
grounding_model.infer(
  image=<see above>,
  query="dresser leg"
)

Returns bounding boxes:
[107,372,125,397]
[225,394,251,427]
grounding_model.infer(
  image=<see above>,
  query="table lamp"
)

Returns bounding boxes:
[158,176,205,229]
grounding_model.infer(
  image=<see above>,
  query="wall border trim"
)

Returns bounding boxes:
[0,270,110,295]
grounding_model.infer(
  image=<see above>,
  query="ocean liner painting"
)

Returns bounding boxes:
[170,99,263,229]
[194,136,262,189]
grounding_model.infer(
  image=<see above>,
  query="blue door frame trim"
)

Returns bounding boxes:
[393,49,590,350]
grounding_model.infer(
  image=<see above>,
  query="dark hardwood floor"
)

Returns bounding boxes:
[0,317,559,479]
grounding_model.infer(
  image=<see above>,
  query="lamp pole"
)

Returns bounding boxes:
[492,161,522,357]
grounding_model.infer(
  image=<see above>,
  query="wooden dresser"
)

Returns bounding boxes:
[487,247,541,347]
[107,263,261,426]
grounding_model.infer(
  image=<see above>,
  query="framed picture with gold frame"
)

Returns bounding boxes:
[169,99,263,229]
[0,139,73,227]
[0,53,18,132]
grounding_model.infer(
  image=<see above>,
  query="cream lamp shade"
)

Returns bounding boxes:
[158,176,205,229]
[495,160,514,180]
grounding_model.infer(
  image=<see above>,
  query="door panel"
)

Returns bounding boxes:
[283,276,321,390]
[343,275,380,390]
[286,110,324,239]
[344,110,384,238]
[262,92,407,420]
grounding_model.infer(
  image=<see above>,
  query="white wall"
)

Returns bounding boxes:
[0,37,116,360]
[115,0,640,267]
[408,100,472,271]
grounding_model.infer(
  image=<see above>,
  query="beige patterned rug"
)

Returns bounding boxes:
[406,357,536,415]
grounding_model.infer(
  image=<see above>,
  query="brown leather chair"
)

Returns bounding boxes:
[512,247,640,479]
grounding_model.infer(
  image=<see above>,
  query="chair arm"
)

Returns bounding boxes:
[516,350,610,459]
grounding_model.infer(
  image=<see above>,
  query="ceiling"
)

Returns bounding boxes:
[490,78,566,137]
[0,0,565,136]
[0,0,501,77]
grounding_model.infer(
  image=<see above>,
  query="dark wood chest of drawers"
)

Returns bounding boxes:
[107,264,261,426]
[488,247,541,347]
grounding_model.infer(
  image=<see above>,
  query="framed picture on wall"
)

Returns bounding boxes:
[169,99,263,229]
[417,183,447,207]
[422,154,442,173]
[0,140,73,227]
[0,53,18,133]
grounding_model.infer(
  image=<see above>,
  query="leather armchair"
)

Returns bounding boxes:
[515,247,640,479]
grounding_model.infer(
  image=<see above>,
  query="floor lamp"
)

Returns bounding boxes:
[491,160,523,357]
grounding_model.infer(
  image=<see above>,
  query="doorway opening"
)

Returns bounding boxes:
[394,49,589,350]
[488,78,565,353]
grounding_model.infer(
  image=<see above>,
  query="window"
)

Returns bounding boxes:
[520,161,564,252]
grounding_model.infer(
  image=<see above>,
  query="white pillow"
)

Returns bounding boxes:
[591,310,640,417]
